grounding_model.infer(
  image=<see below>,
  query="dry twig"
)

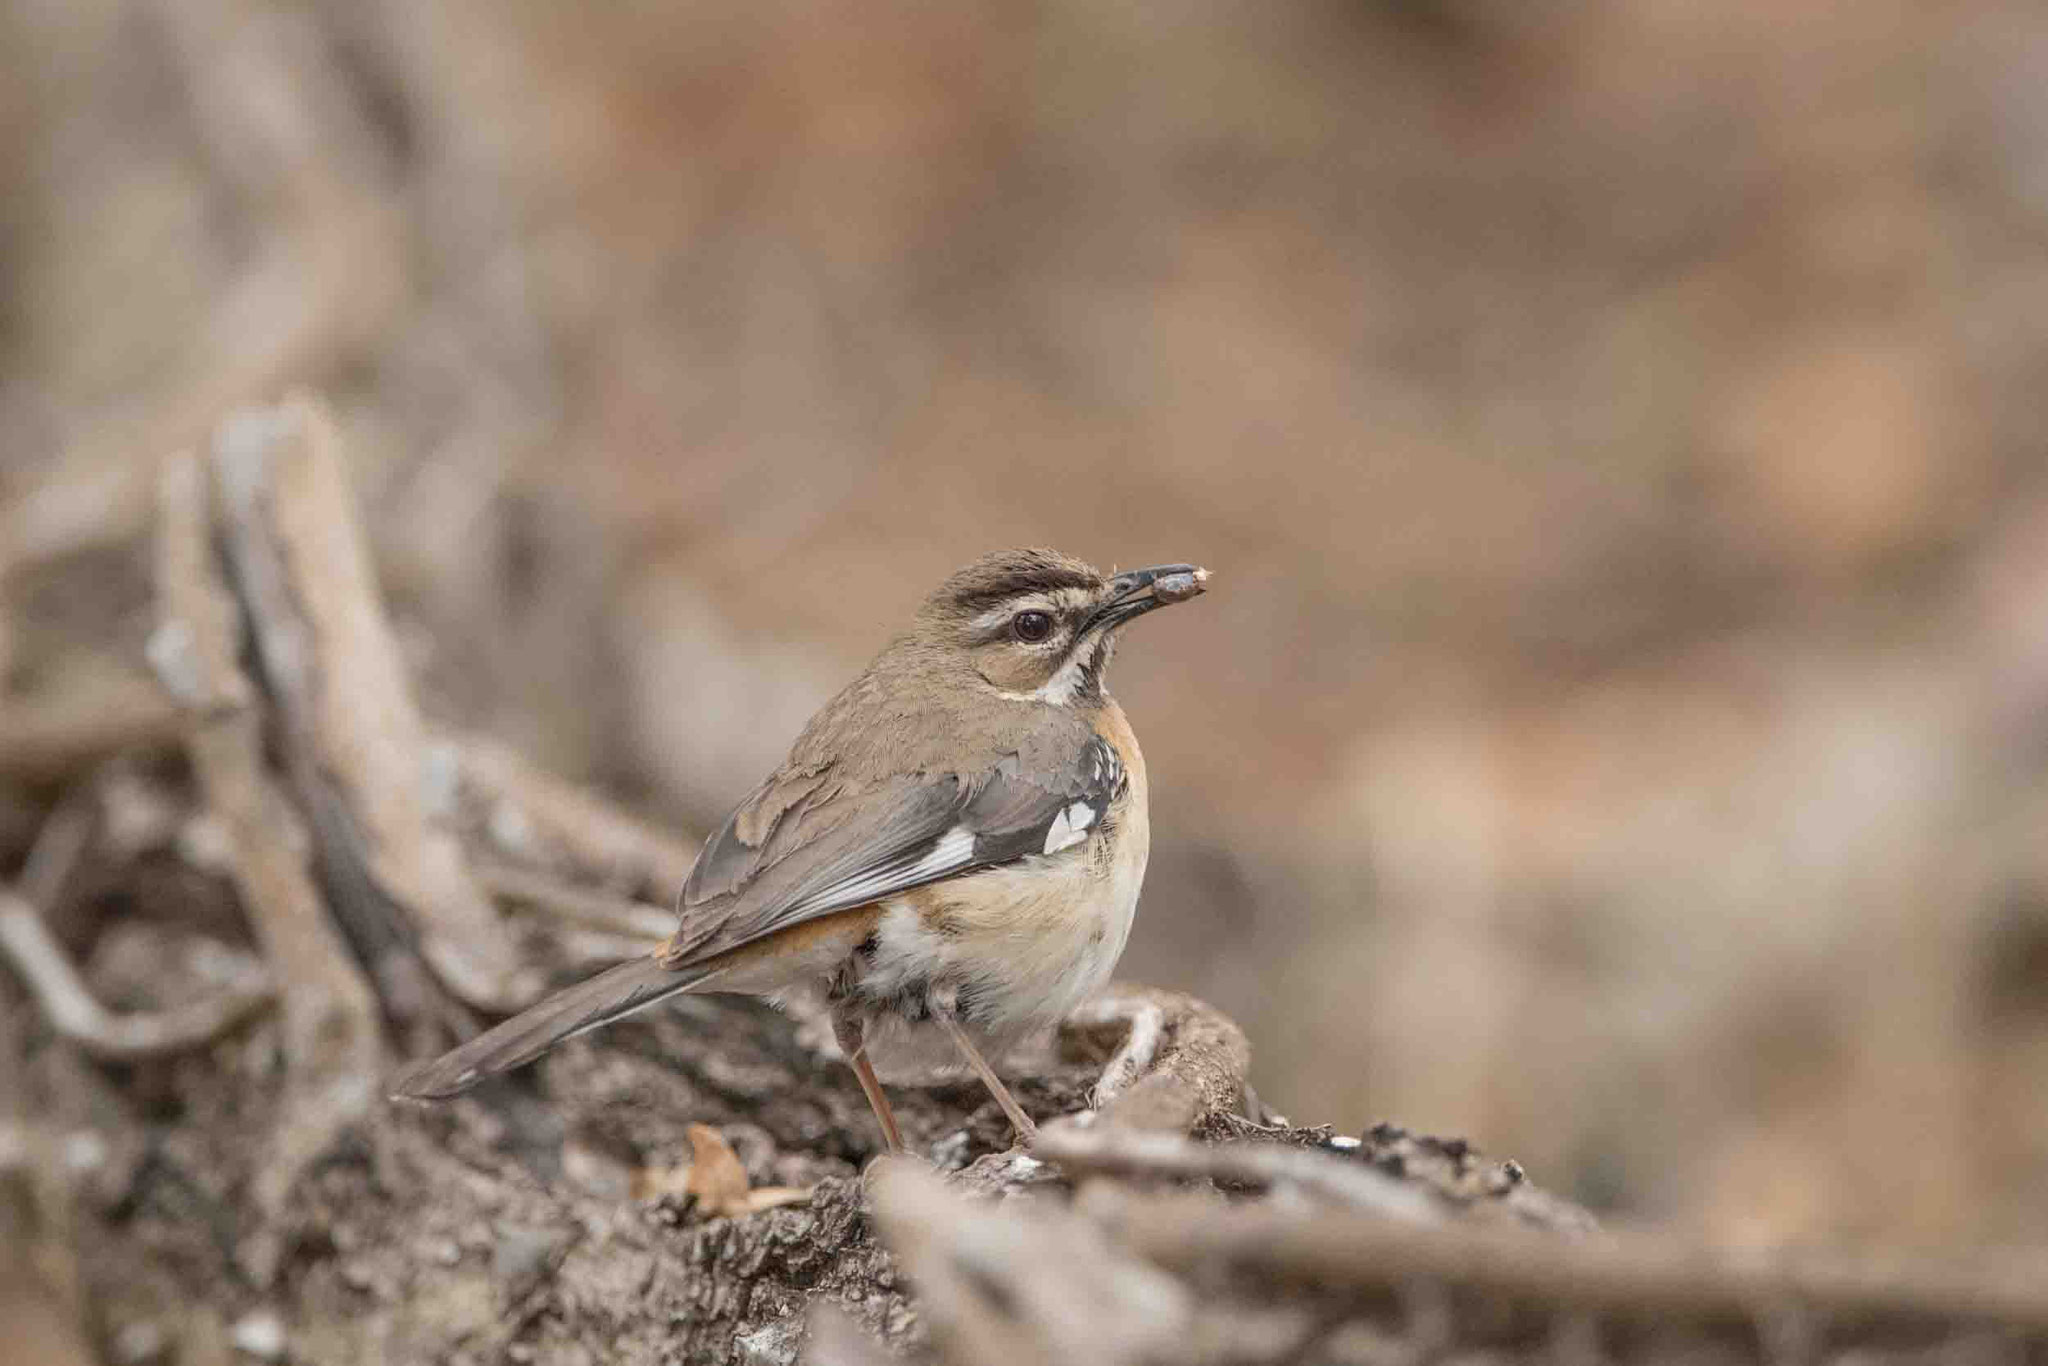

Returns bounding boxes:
[0,674,186,785]
[14,797,93,910]
[1065,988,1252,1133]
[869,1158,1195,1366]
[152,446,385,1284]
[449,733,699,897]
[206,397,536,1018]
[1086,1188,2048,1335]
[471,858,674,944]
[0,800,273,1061]
[1068,991,1164,1107]
[1036,1119,1440,1223]
[0,890,273,1063]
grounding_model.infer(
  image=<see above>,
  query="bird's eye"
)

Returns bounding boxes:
[1011,610,1054,643]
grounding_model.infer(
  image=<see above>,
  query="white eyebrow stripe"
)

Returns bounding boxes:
[971,602,1027,631]
[969,587,1095,634]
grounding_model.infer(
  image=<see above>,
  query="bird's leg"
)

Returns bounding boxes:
[833,1011,904,1155]
[932,1005,1038,1144]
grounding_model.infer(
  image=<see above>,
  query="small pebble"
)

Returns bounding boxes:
[563,1140,634,1199]
[1152,567,1209,603]
[111,1320,167,1366]
[488,799,535,852]
[230,1309,286,1361]
[420,742,463,817]
[1326,1134,1362,1152]
[925,1130,972,1171]
[175,813,234,872]
[63,1130,108,1175]
[734,1317,804,1366]
[493,1224,573,1297]
[144,621,205,706]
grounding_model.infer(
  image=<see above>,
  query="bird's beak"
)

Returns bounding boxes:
[1086,563,1210,633]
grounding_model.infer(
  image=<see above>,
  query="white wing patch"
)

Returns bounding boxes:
[913,825,977,877]
[1042,799,1099,854]
[802,824,978,913]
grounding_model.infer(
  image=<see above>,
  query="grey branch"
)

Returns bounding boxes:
[154,444,387,1286]
[0,889,273,1062]
[206,396,538,1018]
[1087,1187,2048,1334]
[1035,1118,1443,1223]
[472,858,676,945]
[449,732,700,899]
[0,797,273,1061]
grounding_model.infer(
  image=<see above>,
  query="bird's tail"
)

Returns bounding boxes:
[390,955,718,1100]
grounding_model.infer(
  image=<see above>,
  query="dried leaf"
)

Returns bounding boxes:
[631,1123,813,1218]
[684,1123,753,1216]
[629,1162,691,1202]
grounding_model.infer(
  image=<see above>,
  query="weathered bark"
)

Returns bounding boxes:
[205,398,537,1022]
[151,444,386,1289]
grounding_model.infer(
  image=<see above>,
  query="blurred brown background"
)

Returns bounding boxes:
[5,0,2048,1248]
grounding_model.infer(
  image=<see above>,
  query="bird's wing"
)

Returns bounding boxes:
[662,733,1127,967]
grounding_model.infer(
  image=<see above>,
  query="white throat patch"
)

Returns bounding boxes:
[1032,650,1092,706]
[991,632,1107,707]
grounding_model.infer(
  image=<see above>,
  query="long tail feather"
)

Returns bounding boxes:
[390,955,716,1100]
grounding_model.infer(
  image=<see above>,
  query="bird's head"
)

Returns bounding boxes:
[909,548,1208,705]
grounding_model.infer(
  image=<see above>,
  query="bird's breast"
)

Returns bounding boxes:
[860,714,1150,1041]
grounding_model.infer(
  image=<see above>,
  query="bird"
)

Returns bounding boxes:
[392,548,1209,1153]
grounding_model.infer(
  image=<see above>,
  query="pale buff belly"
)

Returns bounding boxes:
[851,805,1150,1062]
